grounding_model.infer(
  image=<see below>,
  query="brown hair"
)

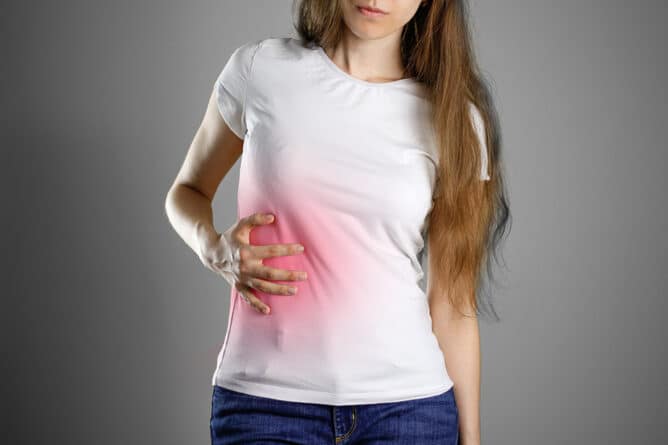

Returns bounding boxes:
[292,0,511,321]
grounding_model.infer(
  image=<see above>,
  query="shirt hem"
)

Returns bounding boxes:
[212,375,454,406]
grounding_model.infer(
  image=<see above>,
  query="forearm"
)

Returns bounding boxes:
[430,305,481,444]
[164,183,219,255]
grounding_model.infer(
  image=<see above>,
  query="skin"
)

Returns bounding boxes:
[332,1,426,82]
[165,1,480,442]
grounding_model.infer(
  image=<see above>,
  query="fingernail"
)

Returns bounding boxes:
[266,214,274,222]
[296,245,304,251]
[263,306,270,314]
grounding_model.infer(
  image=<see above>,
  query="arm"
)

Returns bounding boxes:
[164,85,244,256]
[164,84,306,315]
[426,237,481,445]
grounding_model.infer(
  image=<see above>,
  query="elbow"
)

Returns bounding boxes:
[164,183,177,220]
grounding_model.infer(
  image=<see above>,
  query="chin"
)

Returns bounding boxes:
[348,22,393,40]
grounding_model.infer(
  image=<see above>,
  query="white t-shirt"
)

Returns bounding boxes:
[211,36,490,406]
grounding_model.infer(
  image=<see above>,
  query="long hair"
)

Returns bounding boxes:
[292,0,511,321]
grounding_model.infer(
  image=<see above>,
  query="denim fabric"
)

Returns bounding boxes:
[210,385,459,444]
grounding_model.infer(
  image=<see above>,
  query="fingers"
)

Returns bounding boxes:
[251,242,305,259]
[236,283,271,315]
[245,263,308,283]
[241,212,275,229]
[219,212,310,316]
[233,212,276,242]
[246,276,299,296]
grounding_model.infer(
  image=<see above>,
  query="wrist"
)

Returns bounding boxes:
[193,220,219,257]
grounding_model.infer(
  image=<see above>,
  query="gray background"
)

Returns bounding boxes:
[3,1,667,444]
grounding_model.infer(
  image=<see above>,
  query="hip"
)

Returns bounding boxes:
[210,384,459,445]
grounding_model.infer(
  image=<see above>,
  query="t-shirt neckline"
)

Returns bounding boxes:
[313,44,419,89]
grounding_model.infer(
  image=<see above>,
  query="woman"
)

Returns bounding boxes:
[165,1,510,444]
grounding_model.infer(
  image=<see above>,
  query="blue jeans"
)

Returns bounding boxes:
[210,385,459,444]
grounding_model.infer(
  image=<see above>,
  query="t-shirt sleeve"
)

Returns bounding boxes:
[214,40,263,139]
[468,102,492,181]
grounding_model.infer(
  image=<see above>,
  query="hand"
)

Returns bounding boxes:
[195,212,307,315]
